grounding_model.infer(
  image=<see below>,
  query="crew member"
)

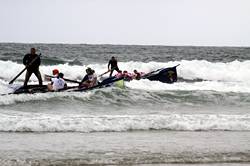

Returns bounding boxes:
[80,67,98,88]
[108,56,119,77]
[115,70,123,78]
[123,70,133,81]
[47,72,67,91]
[133,70,145,80]
[45,69,60,81]
[23,48,43,86]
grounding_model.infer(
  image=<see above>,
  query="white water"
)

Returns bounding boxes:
[1,59,250,82]
[1,60,250,94]
[126,79,250,93]
[0,111,249,132]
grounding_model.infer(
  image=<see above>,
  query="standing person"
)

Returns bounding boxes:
[23,48,43,86]
[108,56,119,77]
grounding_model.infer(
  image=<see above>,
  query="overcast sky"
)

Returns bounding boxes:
[0,0,249,46]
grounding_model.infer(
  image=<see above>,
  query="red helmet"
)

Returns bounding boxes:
[52,69,59,75]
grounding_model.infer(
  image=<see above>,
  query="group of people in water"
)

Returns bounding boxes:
[22,48,145,91]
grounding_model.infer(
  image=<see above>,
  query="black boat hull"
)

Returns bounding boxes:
[13,85,48,94]
[143,65,179,83]
[12,77,124,94]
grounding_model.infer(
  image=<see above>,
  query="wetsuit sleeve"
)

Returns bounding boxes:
[23,54,29,65]
[37,56,41,66]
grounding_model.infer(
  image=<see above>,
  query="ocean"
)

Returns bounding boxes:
[0,43,250,165]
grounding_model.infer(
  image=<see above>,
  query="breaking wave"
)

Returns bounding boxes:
[1,59,250,82]
[1,59,250,95]
[0,113,249,132]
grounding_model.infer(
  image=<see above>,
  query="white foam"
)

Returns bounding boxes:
[0,113,249,132]
[126,79,250,93]
[178,60,250,82]
[0,91,93,105]
[1,60,250,94]
[1,59,250,82]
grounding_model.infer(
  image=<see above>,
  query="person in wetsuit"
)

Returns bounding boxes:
[108,56,119,77]
[23,48,43,86]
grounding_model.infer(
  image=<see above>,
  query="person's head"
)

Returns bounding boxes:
[111,56,115,60]
[52,69,59,75]
[30,48,36,55]
[134,70,138,74]
[123,70,128,74]
[86,67,92,74]
[118,70,122,73]
[58,72,64,78]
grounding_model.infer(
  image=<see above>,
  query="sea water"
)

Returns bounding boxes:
[0,43,250,165]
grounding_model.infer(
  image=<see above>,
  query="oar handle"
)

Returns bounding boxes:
[98,69,111,77]
[45,74,81,84]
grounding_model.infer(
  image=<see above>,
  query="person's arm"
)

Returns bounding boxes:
[37,55,41,66]
[23,54,28,66]
[90,76,97,86]
[51,78,56,85]
[44,75,52,81]
[108,60,111,69]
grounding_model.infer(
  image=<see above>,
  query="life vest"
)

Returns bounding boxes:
[123,72,133,80]
[115,72,123,78]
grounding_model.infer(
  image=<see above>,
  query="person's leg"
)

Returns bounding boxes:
[110,67,120,77]
[34,69,43,86]
[109,69,114,77]
[23,70,32,86]
[115,67,120,72]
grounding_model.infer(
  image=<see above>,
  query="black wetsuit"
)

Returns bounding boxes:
[23,53,43,86]
[108,59,119,77]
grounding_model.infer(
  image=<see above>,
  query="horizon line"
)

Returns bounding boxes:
[0,41,249,48]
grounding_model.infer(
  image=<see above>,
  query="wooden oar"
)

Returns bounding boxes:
[9,54,41,84]
[98,69,111,77]
[45,74,81,84]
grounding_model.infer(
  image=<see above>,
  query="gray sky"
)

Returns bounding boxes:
[0,0,249,46]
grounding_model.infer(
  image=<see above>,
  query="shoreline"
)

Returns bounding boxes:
[0,131,249,165]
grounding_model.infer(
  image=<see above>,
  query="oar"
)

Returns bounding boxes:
[45,74,81,84]
[98,69,111,77]
[9,54,41,84]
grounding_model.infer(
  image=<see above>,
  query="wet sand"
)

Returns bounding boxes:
[0,131,250,165]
